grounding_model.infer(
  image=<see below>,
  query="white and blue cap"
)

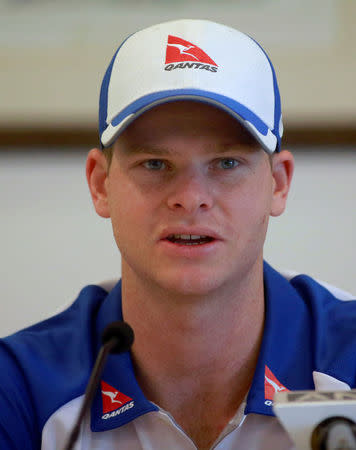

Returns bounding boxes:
[99,19,283,154]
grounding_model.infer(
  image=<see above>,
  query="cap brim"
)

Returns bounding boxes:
[101,89,278,154]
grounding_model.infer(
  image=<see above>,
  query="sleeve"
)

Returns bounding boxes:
[0,343,41,450]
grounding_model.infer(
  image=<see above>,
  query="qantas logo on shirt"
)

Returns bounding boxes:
[165,35,218,73]
[101,381,135,419]
[264,365,289,406]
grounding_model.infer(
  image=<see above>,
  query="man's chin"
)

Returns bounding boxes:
[151,270,225,299]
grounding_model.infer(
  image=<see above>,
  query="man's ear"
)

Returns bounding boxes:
[270,150,294,217]
[86,148,110,218]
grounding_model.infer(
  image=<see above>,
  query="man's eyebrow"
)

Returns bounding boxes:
[122,145,180,156]
[218,145,257,153]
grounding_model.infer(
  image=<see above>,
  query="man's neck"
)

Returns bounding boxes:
[121,261,265,448]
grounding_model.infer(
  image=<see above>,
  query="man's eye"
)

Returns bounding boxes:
[218,158,239,170]
[142,159,166,170]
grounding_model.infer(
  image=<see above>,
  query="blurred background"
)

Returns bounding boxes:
[1,0,355,336]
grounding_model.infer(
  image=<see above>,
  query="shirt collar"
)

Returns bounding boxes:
[91,262,315,431]
[245,262,315,416]
[91,281,158,432]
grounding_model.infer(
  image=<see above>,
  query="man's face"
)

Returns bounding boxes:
[91,101,292,297]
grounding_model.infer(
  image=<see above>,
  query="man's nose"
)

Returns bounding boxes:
[166,169,213,213]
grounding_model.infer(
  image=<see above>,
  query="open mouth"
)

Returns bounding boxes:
[166,234,215,246]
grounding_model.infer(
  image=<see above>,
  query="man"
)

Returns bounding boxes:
[0,19,355,450]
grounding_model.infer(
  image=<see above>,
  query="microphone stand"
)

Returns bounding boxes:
[63,337,117,450]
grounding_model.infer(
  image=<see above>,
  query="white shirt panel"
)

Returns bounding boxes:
[42,395,295,450]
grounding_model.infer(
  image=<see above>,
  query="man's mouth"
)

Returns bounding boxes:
[166,234,215,245]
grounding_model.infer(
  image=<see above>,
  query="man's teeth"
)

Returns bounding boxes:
[167,234,213,245]
[173,234,208,240]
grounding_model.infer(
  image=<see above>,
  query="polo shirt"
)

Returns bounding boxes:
[0,262,355,449]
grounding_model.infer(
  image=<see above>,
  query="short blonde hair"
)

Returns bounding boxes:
[102,146,114,171]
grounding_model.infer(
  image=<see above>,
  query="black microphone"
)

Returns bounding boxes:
[311,416,356,450]
[63,321,134,450]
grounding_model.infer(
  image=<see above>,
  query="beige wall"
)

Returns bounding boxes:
[1,0,355,128]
